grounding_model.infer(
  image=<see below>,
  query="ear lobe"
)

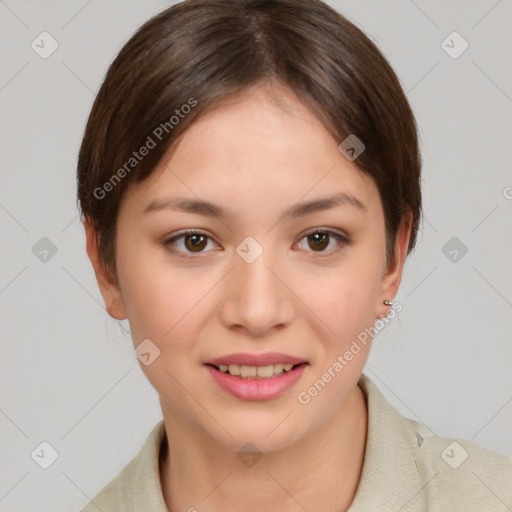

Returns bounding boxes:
[83,217,127,320]
[378,211,413,305]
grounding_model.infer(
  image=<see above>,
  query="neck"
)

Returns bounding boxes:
[159,384,368,512]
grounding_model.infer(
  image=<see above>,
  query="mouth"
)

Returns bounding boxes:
[206,362,307,379]
[204,353,308,400]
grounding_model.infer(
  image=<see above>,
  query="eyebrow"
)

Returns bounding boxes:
[143,192,367,219]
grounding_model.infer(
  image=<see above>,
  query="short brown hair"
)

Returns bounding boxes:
[77,0,422,284]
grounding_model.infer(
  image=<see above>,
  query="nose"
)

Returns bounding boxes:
[219,247,295,337]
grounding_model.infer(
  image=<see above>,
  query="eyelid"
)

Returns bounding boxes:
[299,226,349,240]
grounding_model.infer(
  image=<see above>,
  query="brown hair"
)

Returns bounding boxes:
[77,0,422,284]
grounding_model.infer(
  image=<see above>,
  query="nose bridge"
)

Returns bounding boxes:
[221,237,294,334]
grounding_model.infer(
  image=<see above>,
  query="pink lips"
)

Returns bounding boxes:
[205,352,308,401]
[206,352,306,366]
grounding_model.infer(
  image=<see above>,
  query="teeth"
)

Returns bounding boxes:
[256,365,274,378]
[228,364,240,376]
[216,363,299,378]
[274,363,284,374]
[240,365,256,377]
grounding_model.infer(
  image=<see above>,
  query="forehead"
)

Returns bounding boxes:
[120,84,380,222]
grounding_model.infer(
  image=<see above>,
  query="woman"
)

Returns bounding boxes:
[77,0,512,510]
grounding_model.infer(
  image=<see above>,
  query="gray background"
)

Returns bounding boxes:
[1,0,511,510]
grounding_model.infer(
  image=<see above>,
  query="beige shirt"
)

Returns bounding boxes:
[81,373,512,511]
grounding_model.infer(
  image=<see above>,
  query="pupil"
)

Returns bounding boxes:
[310,232,328,251]
[186,234,206,251]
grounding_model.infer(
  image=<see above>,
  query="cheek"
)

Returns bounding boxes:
[120,262,205,346]
[117,257,209,407]
[293,265,380,421]
[115,234,180,337]
[313,257,383,338]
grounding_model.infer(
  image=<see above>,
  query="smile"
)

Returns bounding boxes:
[214,363,298,379]
[204,355,308,400]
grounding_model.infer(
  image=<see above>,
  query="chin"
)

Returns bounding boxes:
[205,408,308,454]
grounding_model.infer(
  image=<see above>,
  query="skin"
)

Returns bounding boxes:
[85,82,412,512]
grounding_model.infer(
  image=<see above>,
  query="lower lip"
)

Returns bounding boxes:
[205,364,307,401]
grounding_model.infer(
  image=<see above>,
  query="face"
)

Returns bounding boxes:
[86,83,410,453]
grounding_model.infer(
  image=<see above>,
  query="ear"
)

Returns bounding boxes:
[376,211,413,318]
[83,217,127,320]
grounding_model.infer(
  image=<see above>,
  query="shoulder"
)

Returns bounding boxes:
[354,373,512,511]
[403,415,512,509]
[80,475,120,512]
[79,420,168,512]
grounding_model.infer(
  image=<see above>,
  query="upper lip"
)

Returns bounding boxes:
[206,352,307,366]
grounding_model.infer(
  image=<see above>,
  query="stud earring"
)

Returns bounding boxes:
[376,299,393,319]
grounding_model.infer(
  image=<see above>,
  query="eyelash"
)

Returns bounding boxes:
[162,228,350,259]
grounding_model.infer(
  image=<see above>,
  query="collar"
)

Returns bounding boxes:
[347,373,430,511]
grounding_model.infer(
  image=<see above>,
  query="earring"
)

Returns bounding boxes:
[376,299,393,319]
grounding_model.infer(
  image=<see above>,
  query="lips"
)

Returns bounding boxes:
[206,352,306,367]
[204,352,308,400]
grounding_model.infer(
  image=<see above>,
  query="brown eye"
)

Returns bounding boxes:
[307,232,329,251]
[164,230,217,257]
[183,233,208,252]
[297,229,349,254]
